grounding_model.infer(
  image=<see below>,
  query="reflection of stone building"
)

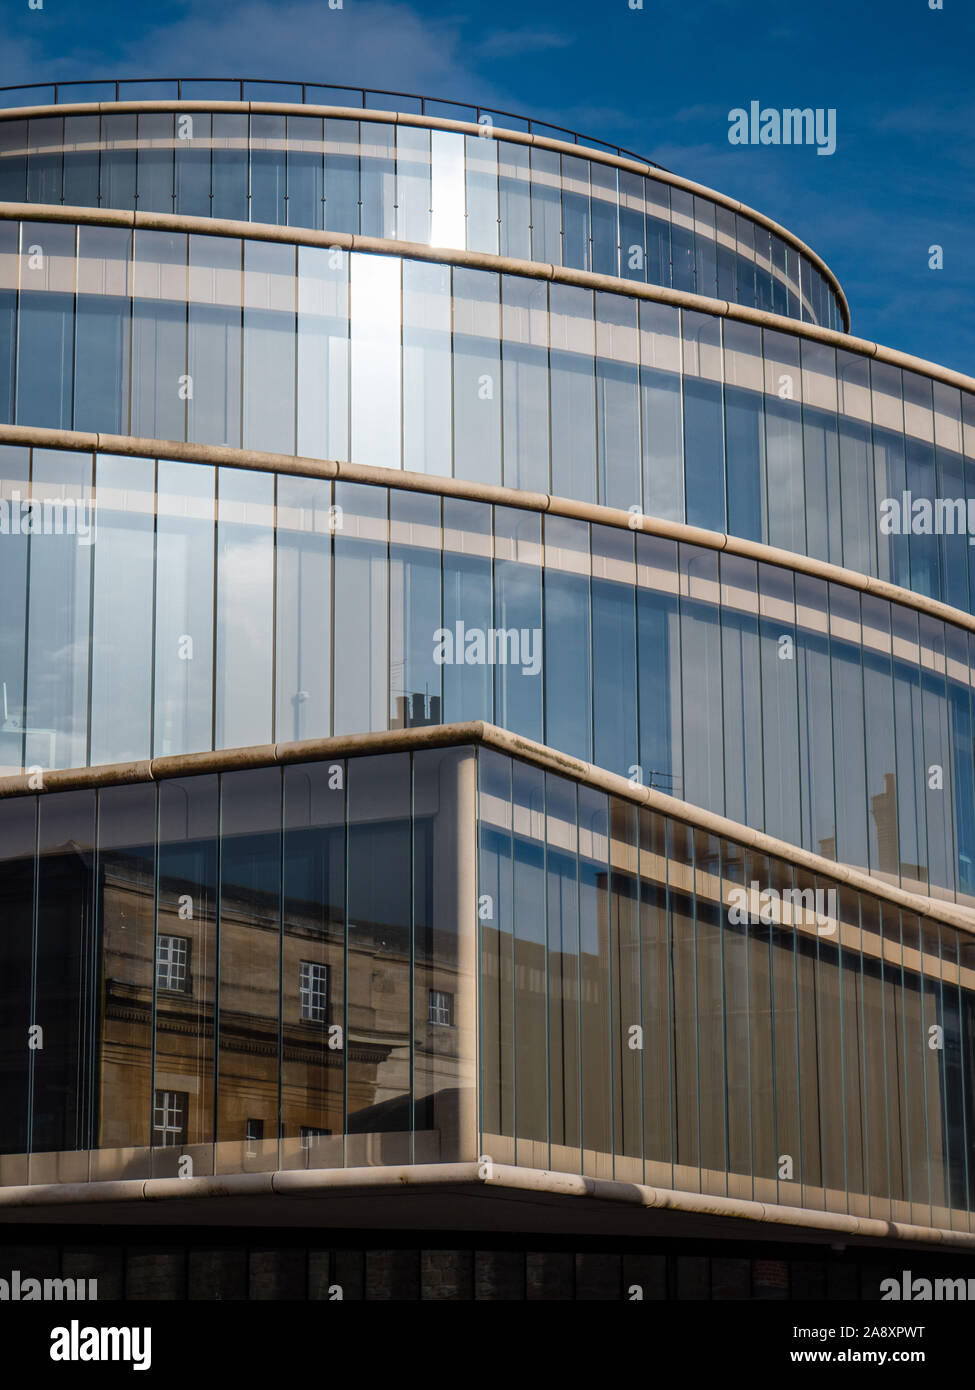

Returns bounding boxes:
[63,749,475,1178]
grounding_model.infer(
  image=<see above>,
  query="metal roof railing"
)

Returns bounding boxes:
[0,77,666,169]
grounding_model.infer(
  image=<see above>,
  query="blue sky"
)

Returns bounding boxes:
[2,0,972,373]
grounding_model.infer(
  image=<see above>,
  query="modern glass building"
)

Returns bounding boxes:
[1,80,975,1300]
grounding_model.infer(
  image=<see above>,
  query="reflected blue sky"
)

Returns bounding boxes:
[1,0,972,373]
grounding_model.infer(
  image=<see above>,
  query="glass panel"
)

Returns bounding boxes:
[429,129,464,249]
[62,115,101,208]
[465,132,498,255]
[561,154,591,273]
[442,497,492,724]
[795,574,835,857]
[693,196,717,299]
[17,221,75,430]
[723,320,764,543]
[275,474,333,743]
[211,113,248,222]
[131,229,187,443]
[324,118,359,233]
[135,112,174,214]
[242,239,296,454]
[637,534,682,798]
[529,146,561,264]
[286,114,324,230]
[578,784,611,1169]
[590,161,619,277]
[249,113,287,226]
[396,124,431,246]
[546,770,580,1170]
[32,790,96,1164]
[679,545,724,813]
[497,140,531,260]
[332,482,388,735]
[720,555,764,827]
[644,178,671,288]
[187,234,241,448]
[75,224,131,436]
[0,223,16,424]
[94,783,155,1161]
[402,259,451,476]
[501,274,549,493]
[512,759,547,1164]
[543,515,592,761]
[0,799,34,1160]
[639,301,683,522]
[389,489,442,731]
[281,761,345,1169]
[0,445,30,773]
[830,584,869,872]
[154,775,218,1166]
[801,340,841,565]
[759,563,801,847]
[359,121,395,239]
[216,767,282,1171]
[592,525,637,778]
[550,282,596,504]
[0,119,27,201]
[154,460,215,758]
[26,116,62,205]
[596,292,640,510]
[346,752,411,1161]
[174,110,211,219]
[100,114,137,211]
[493,506,543,743]
[619,170,647,284]
[297,243,348,462]
[350,252,401,469]
[25,448,93,770]
[764,329,805,554]
[90,453,154,765]
[215,468,275,751]
[682,311,725,532]
[452,267,501,486]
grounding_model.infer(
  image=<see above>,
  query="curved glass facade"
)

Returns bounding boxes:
[478,745,975,1230]
[0,110,844,328]
[0,730,972,1236]
[1,443,974,904]
[3,80,975,1259]
[0,220,969,604]
[0,744,476,1183]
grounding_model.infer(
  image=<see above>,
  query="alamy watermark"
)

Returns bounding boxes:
[728,880,837,936]
[0,493,96,545]
[728,102,837,156]
[433,621,542,676]
[880,492,975,545]
[0,1269,97,1300]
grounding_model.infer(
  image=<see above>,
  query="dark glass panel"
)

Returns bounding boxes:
[216,767,282,1170]
[32,790,96,1161]
[281,760,346,1169]
[94,783,156,1159]
[154,775,218,1162]
[346,752,411,1160]
[0,798,35,1159]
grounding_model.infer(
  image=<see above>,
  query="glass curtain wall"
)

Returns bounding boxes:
[0,747,474,1182]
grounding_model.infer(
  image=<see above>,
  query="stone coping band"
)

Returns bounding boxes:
[1,422,974,640]
[0,1160,969,1250]
[0,720,972,936]
[2,202,954,388]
